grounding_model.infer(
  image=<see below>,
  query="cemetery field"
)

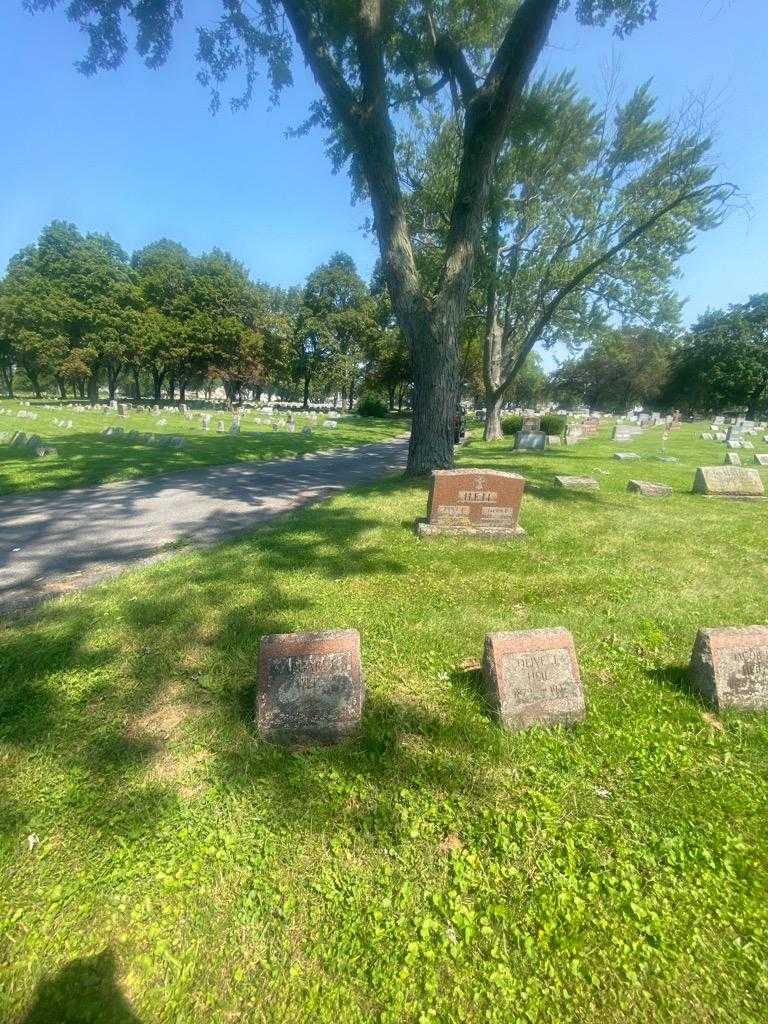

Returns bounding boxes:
[2,423,768,1023]
[0,400,409,496]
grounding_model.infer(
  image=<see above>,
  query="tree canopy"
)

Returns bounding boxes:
[27,0,665,472]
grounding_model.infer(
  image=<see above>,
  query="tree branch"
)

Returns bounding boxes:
[497,182,737,393]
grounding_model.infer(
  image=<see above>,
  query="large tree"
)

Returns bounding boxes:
[402,74,730,437]
[29,0,664,472]
[550,326,673,412]
[664,295,768,418]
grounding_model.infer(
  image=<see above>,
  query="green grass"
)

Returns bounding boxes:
[2,424,768,1023]
[0,399,408,495]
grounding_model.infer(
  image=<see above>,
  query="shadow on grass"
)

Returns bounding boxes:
[20,949,141,1024]
[0,483,501,844]
[650,663,710,708]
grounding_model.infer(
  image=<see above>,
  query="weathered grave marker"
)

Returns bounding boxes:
[482,628,585,731]
[689,627,768,711]
[515,430,546,451]
[613,452,640,461]
[257,629,363,746]
[692,466,765,497]
[554,475,599,491]
[627,480,673,497]
[416,468,526,539]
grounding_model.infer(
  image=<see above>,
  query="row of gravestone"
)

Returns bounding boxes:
[414,466,764,540]
[257,625,768,746]
[5,431,57,457]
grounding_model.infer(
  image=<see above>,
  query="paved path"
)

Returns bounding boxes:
[0,436,409,613]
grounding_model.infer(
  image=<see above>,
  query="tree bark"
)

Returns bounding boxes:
[484,387,505,441]
[132,365,141,399]
[302,367,310,409]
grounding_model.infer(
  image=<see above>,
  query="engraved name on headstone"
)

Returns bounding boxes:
[692,466,765,497]
[689,626,768,711]
[515,430,547,451]
[483,628,585,731]
[257,629,363,746]
[416,468,526,539]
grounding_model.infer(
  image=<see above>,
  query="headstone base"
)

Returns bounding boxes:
[415,518,525,540]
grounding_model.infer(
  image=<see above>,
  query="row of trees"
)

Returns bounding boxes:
[0,223,411,408]
[551,295,768,418]
[30,0,736,473]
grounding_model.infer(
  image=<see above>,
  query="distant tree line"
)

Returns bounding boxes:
[0,222,411,410]
[550,295,768,418]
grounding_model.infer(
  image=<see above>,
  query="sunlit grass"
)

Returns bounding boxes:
[0,398,408,495]
[1,423,767,1022]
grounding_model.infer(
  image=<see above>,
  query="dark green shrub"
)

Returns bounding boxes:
[541,413,567,436]
[356,395,390,418]
[500,413,566,437]
[500,415,523,436]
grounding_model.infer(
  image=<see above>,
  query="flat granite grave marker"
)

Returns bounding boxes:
[613,452,640,461]
[257,629,363,746]
[482,628,585,731]
[627,479,673,497]
[692,466,765,497]
[755,454,768,466]
[689,626,768,711]
[515,430,546,451]
[416,468,526,539]
[554,474,599,491]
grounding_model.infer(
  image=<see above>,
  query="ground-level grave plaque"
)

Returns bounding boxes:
[554,474,599,491]
[256,629,363,746]
[689,627,768,712]
[755,454,768,466]
[656,455,679,463]
[416,468,526,539]
[515,430,546,452]
[692,466,765,497]
[627,479,673,497]
[482,628,585,731]
[613,452,640,461]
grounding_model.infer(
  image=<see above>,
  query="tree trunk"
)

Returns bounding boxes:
[302,368,310,410]
[151,368,164,403]
[746,376,768,419]
[387,385,395,410]
[179,381,187,402]
[132,366,141,399]
[406,316,458,473]
[484,387,505,441]
[107,378,117,401]
[87,374,99,403]
[397,384,404,414]
[167,377,176,400]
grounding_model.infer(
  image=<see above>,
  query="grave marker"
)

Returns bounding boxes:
[416,468,526,539]
[554,475,599,491]
[692,466,765,497]
[514,430,546,452]
[482,628,585,731]
[689,627,768,711]
[257,629,363,746]
[627,480,673,497]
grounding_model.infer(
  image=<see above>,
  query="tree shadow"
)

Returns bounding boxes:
[20,949,141,1024]
[0,436,409,613]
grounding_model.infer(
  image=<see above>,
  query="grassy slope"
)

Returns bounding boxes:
[0,400,408,495]
[1,424,768,1023]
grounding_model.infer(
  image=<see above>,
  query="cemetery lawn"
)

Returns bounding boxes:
[0,400,409,496]
[2,423,768,1023]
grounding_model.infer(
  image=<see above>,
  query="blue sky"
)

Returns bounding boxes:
[1,0,766,348]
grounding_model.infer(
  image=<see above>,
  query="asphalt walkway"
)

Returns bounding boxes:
[0,436,409,612]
